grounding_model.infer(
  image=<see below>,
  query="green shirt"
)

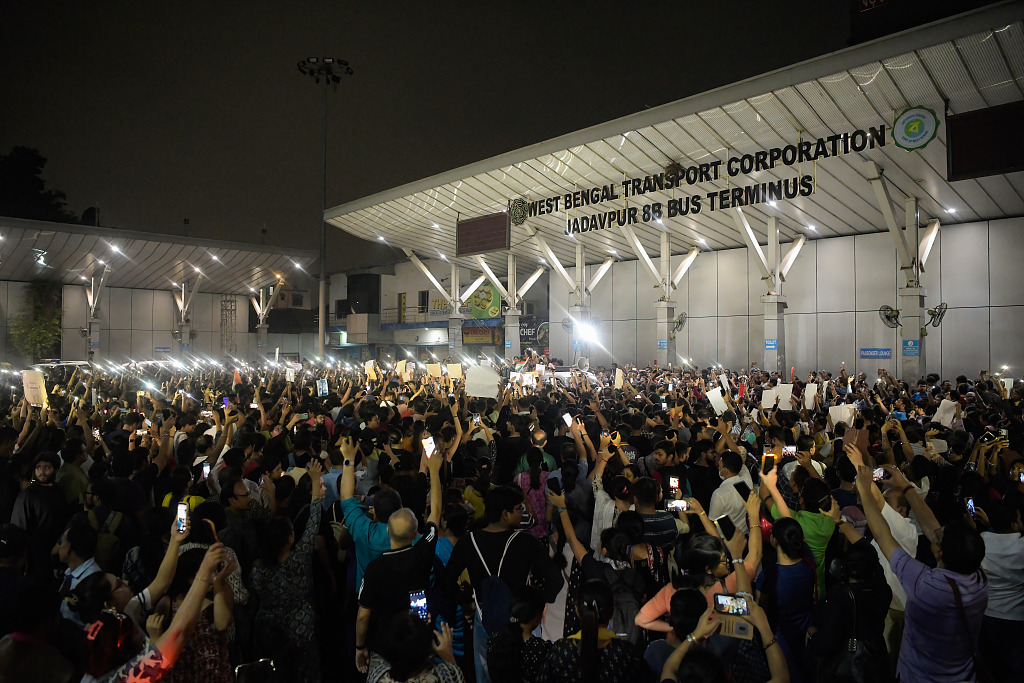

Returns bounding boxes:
[56,463,89,505]
[771,504,836,597]
[513,451,558,478]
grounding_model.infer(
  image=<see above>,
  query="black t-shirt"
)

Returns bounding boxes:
[495,436,528,485]
[443,528,564,604]
[686,463,720,511]
[358,522,439,650]
[628,434,653,459]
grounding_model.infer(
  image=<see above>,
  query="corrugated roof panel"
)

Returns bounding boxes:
[995,22,1024,85]
[916,42,989,113]
[956,29,1021,106]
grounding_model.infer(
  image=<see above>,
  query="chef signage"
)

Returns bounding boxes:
[514,125,889,237]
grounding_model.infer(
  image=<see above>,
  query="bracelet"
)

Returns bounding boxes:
[686,634,697,644]
[731,559,744,565]
[763,636,778,650]
[557,507,567,514]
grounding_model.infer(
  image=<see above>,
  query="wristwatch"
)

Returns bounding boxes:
[344,459,355,468]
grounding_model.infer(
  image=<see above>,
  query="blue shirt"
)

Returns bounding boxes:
[340,497,391,590]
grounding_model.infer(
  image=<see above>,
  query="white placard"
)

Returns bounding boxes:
[719,372,730,394]
[775,383,794,409]
[1003,378,1014,394]
[274,347,280,362]
[364,361,377,381]
[285,368,296,382]
[316,378,328,397]
[615,368,624,389]
[465,365,501,399]
[707,387,728,415]
[804,383,818,410]
[761,388,777,409]
[929,438,948,454]
[446,363,463,379]
[396,360,407,377]
[934,399,957,427]
[22,370,47,407]
[828,404,857,428]
[426,363,443,378]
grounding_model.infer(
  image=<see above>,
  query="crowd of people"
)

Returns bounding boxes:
[0,353,1021,683]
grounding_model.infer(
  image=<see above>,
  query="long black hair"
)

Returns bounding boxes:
[672,534,726,589]
[577,579,615,681]
[526,447,543,490]
[487,586,546,683]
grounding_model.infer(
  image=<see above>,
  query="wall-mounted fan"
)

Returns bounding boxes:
[926,302,947,327]
[878,305,901,329]
[670,313,687,339]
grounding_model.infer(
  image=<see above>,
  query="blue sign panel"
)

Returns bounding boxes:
[902,339,919,357]
[505,340,512,348]
[765,338,777,350]
[657,339,668,349]
[860,347,892,359]
[154,346,171,353]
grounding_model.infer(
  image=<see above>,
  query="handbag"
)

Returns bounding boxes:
[816,585,879,683]
[945,576,992,683]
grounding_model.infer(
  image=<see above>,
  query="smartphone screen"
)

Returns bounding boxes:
[873,467,890,482]
[409,590,428,621]
[250,403,259,409]
[662,402,668,410]
[668,383,674,392]
[562,413,572,427]
[473,413,481,426]
[176,502,189,534]
[667,499,689,511]
[422,436,436,459]
[714,593,750,616]
[202,462,211,478]
[135,428,147,435]
[669,476,680,489]
[782,445,796,455]
[965,497,976,516]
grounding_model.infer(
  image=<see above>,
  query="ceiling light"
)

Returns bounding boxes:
[945,208,956,214]
[97,259,105,265]
[378,235,386,241]
[111,246,120,253]
[194,267,201,273]
[171,282,177,287]
[807,225,817,232]
[431,223,439,229]
[211,255,219,261]
[769,201,777,207]
[656,218,663,224]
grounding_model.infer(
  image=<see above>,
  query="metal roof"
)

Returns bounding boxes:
[325,2,1024,277]
[0,217,317,294]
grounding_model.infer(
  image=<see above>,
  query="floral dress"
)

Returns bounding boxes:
[515,470,550,539]
[250,502,323,682]
[162,599,231,683]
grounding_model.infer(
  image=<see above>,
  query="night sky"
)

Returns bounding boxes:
[3,2,868,272]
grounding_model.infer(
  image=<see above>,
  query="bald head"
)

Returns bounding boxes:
[883,489,909,517]
[387,508,419,547]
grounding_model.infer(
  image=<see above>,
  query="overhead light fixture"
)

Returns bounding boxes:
[807,225,817,232]
[431,223,439,229]
[194,267,201,273]
[945,208,956,214]
[211,255,219,261]
[111,246,121,254]
[769,200,777,207]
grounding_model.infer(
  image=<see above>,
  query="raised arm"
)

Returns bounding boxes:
[548,491,587,564]
[758,467,791,519]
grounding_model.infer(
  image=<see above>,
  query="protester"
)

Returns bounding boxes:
[0,355,1018,683]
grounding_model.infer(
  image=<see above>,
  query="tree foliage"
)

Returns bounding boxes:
[9,280,63,360]
[0,146,77,222]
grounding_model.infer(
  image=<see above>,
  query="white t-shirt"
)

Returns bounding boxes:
[981,531,1024,621]
[871,504,919,610]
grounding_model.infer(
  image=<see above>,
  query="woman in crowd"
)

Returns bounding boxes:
[758,517,816,683]
[536,579,647,683]
[250,459,325,683]
[486,586,551,683]
[515,447,549,540]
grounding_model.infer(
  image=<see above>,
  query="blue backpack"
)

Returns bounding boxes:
[470,531,521,633]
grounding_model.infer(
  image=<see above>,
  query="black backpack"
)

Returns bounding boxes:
[470,531,520,633]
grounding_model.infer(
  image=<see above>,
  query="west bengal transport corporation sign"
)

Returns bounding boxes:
[504,115,936,238]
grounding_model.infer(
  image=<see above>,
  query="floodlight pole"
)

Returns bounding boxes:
[298,57,353,361]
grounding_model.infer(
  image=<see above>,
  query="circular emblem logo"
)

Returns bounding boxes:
[892,106,939,151]
[508,197,528,226]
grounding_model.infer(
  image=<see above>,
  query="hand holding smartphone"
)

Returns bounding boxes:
[176,502,189,535]
[422,436,436,460]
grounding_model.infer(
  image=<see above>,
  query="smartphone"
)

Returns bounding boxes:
[669,476,680,490]
[965,497,976,516]
[547,478,562,495]
[1017,471,1024,484]
[135,428,147,435]
[782,445,796,455]
[409,590,428,621]
[873,467,891,482]
[223,397,230,408]
[422,436,436,459]
[762,454,776,474]
[562,412,572,428]
[473,413,482,426]
[714,593,751,616]
[250,403,259,409]
[668,383,674,392]
[201,410,212,418]
[712,514,736,542]
[202,462,211,479]
[662,402,668,410]
[176,502,189,534]
[667,499,689,511]
[1000,428,1008,438]
[300,413,309,420]
[733,482,752,501]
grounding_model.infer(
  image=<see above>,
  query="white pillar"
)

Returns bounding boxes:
[656,301,675,367]
[762,294,787,376]
[449,263,463,355]
[504,253,521,358]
